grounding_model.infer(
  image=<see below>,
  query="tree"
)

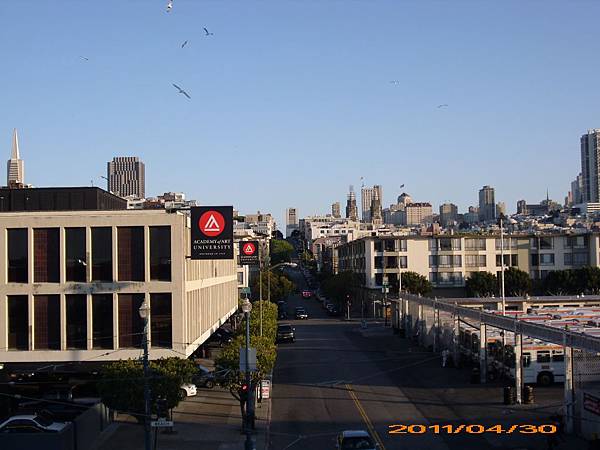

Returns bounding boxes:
[573,266,600,294]
[321,271,361,305]
[247,300,278,342]
[542,270,576,295]
[98,357,196,420]
[503,267,532,297]
[215,334,277,386]
[400,271,432,296]
[250,270,294,302]
[466,272,497,297]
[270,239,294,264]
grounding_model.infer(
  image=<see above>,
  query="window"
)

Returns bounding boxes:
[495,238,517,250]
[34,295,60,350]
[465,238,486,251]
[496,254,518,267]
[66,228,86,282]
[537,351,551,363]
[7,228,28,282]
[33,228,60,282]
[430,255,461,267]
[564,236,587,248]
[552,353,564,362]
[92,227,112,281]
[564,252,589,266]
[150,226,171,281]
[466,254,486,267]
[374,256,383,269]
[118,227,145,281]
[151,293,172,348]
[92,294,113,349]
[436,238,461,251]
[375,273,383,286]
[532,236,553,249]
[8,295,28,350]
[523,353,531,367]
[384,239,395,251]
[237,272,245,284]
[374,241,383,252]
[430,272,463,285]
[118,294,145,348]
[399,256,407,268]
[540,254,554,265]
[385,256,397,268]
[66,295,87,349]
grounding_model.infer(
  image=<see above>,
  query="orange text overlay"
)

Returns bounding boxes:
[388,424,557,435]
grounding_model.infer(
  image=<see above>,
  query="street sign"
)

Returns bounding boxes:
[260,379,271,399]
[151,418,174,428]
[241,287,251,295]
[239,240,260,265]
[191,206,233,260]
[239,347,257,371]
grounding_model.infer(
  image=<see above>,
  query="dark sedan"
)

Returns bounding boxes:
[276,324,295,343]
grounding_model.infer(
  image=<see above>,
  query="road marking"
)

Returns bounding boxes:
[345,383,386,450]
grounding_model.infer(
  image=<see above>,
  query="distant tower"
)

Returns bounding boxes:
[7,128,25,187]
[346,185,358,221]
[286,207,299,237]
[370,189,383,225]
[331,201,341,218]
[107,156,145,198]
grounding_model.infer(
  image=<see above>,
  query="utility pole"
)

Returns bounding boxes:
[259,250,263,337]
[241,299,255,450]
[500,216,506,316]
[138,300,152,450]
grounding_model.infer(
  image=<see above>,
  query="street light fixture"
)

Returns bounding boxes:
[240,298,255,450]
[138,300,151,450]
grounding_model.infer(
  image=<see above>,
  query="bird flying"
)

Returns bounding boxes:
[181,40,188,48]
[172,83,191,99]
[203,27,214,36]
[400,184,405,189]
[166,1,173,12]
[437,104,449,108]
[389,80,400,85]
[79,56,89,61]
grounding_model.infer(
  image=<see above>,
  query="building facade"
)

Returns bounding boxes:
[478,185,496,222]
[581,130,600,203]
[331,202,341,218]
[346,186,358,221]
[361,187,374,222]
[6,129,25,188]
[0,209,238,366]
[439,203,458,227]
[286,207,299,237]
[107,156,146,199]
[337,232,600,290]
[405,202,433,226]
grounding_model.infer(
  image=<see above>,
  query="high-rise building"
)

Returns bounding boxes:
[478,185,496,222]
[107,156,145,198]
[405,203,433,225]
[439,202,458,227]
[286,207,299,237]
[581,129,600,203]
[374,185,383,208]
[570,173,583,205]
[361,186,374,222]
[346,185,358,221]
[370,189,383,225]
[6,129,25,188]
[331,201,341,218]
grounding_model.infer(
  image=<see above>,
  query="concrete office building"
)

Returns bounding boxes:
[337,232,600,290]
[439,203,458,227]
[581,130,600,203]
[286,207,299,237]
[405,202,433,226]
[361,187,374,222]
[346,186,358,221]
[0,208,238,366]
[107,156,145,199]
[479,185,496,222]
[570,173,584,206]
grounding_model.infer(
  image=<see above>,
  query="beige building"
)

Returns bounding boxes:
[337,232,600,290]
[0,209,238,365]
[405,202,433,226]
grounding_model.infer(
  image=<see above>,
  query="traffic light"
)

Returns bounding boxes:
[239,383,249,401]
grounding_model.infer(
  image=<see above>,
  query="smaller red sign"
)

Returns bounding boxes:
[242,242,256,256]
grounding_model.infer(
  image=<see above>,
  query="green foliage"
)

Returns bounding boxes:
[248,300,279,342]
[504,267,532,296]
[250,270,294,302]
[321,271,362,304]
[539,267,600,296]
[270,239,294,264]
[98,357,196,417]
[215,334,277,387]
[466,272,498,297]
[400,271,432,295]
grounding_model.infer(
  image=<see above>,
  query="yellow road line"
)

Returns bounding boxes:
[345,383,386,450]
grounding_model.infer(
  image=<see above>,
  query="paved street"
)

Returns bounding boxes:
[269,269,585,450]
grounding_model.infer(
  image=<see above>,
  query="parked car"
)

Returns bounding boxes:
[295,307,308,320]
[0,414,69,433]
[179,383,197,399]
[276,324,295,343]
[193,365,216,389]
[302,290,312,298]
[336,430,378,449]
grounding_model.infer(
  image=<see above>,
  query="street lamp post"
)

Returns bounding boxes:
[500,216,506,316]
[240,299,255,450]
[138,300,152,450]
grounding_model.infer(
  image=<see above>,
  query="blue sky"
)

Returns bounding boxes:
[1,1,599,227]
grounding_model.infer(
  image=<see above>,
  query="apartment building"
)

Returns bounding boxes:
[0,209,238,367]
[337,233,600,290]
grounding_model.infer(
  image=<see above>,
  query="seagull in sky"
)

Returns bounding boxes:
[181,40,188,48]
[166,1,173,12]
[389,80,400,85]
[172,83,191,99]
[79,56,89,61]
[437,104,449,108]
[203,27,214,36]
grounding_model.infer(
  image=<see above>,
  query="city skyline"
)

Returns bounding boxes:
[1,2,599,227]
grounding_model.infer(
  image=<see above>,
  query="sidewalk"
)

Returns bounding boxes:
[91,385,270,450]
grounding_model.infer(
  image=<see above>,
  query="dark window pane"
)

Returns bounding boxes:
[8,295,28,350]
[118,294,144,348]
[92,228,112,281]
[118,227,145,281]
[8,228,28,282]
[150,227,171,281]
[33,229,60,283]
[66,295,87,349]
[34,295,60,350]
[92,294,113,349]
[151,293,172,348]
[66,228,86,282]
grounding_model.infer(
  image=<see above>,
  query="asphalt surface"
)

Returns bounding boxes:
[269,268,581,450]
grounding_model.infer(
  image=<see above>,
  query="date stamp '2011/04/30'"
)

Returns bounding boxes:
[388,424,557,435]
